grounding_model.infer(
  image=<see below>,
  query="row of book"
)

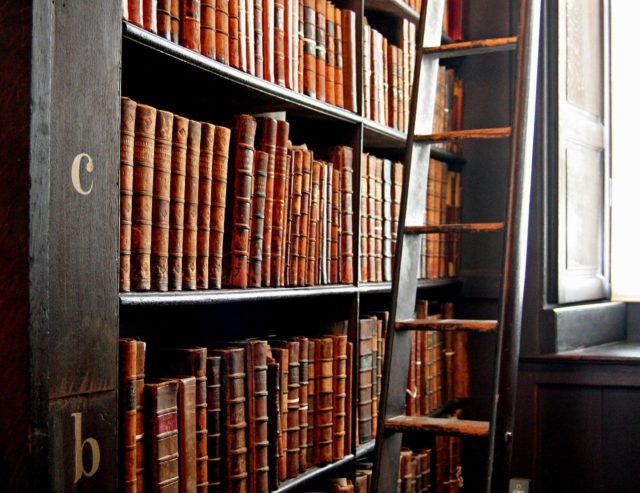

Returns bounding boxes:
[433,67,464,154]
[119,328,353,493]
[120,97,354,292]
[123,0,358,112]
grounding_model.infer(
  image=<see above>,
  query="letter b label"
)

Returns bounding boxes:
[72,412,101,483]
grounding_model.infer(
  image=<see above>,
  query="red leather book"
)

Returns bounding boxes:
[150,110,174,292]
[366,155,376,282]
[306,159,320,286]
[305,339,315,466]
[270,347,288,482]
[248,151,269,287]
[341,9,356,112]
[143,0,158,33]
[357,319,373,445]
[120,97,137,292]
[344,341,353,455]
[228,0,240,67]
[209,125,231,289]
[183,120,202,290]
[329,166,340,284]
[266,357,281,491]
[324,2,335,105]
[297,0,304,91]
[128,0,144,26]
[131,104,157,291]
[281,154,294,284]
[169,115,189,291]
[313,336,333,465]
[171,0,180,42]
[157,0,172,39]
[354,471,368,493]
[370,317,378,433]
[144,380,180,493]
[246,0,255,74]
[295,337,309,471]
[215,0,230,63]
[176,376,197,493]
[201,0,216,57]
[327,478,354,493]
[331,334,347,460]
[256,118,278,286]
[180,0,201,50]
[274,0,286,85]
[359,152,368,282]
[289,149,304,286]
[333,6,344,108]
[302,0,316,97]
[447,0,463,41]
[297,148,312,285]
[262,0,275,82]
[223,115,257,288]
[284,0,295,89]
[135,340,147,491]
[314,0,326,102]
[238,0,248,71]
[333,146,354,284]
[119,339,138,493]
[196,123,215,289]
[206,356,223,493]
[269,120,290,286]
[253,0,264,78]
[316,161,326,283]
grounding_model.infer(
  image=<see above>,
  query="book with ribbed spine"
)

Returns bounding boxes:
[257,117,278,286]
[248,151,269,287]
[273,0,285,85]
[329,165,340,284]
[325,3,335,105]
[359,152,368,282]
[119,339,138,493]
[305,339,315,467]
[313,336,333,465]
[281,153,294,284]
[168,115,189,290]
[135,341,147,491]
[157,0,172,39]
[331,334,347,460]
[366,155,376,282]
[302,0,316,97]
[120,98,137,292]
[306,159,321,285]
[254,0,264,78]
[357,319,373,445]
[270,346,288,482]
[266,356,281,491]
[295,337,309,471]
[196,123,215,289]
[332,146,354,284]
[181,0,202,51]
[382,159,392,282]
[391,162,402,259]
[315,0,326,102]
[374,157,383,282]
[341,9,356,112]
[298,148,312,285]
[333,6,344,108]
[176,376,197,493]
[269,120,290,286]
[201,0,216,57]
[289,148,304,286]
[182,120,202,290]
[209,125,231,289]
[215,0,230,63]
[229,0,240,68]
[206,356,222,493]
[246,0,255,74]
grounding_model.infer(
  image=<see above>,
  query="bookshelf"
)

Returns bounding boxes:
[1,0,474,492]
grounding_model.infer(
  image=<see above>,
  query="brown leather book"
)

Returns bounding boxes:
[183,120,202,290]
[128,0,144,26]
[228,0,240,68]
[331,334,347,460]
[209,125,231,289]
[206,356,223,493]
[330,166,340,284]
[246,0,255,75]
[357,319,373,445]
[315,161,326,284]
[302,0,316,97]
[256,118,278,286]
[332,146,354,284]
[215,0,230,63]
[143,0,158,33]
[119,339,138,493]
[355,471,368,493]
[362,23,371,120]
[171,0,180,42]
[295,337,309,471]
[157,0,172,39]
[391,162,403,258]
[135,340,147,491]
[273,0,285,85]
[324,3,335,105]
[131,104,157,291]
[201,0,216,57]
[388,44,399,129]
[169,115,189,291]
[289,149,304,286]
[224,115,257,288]
[175,376,197,493]
[374,157,383,282]
[327,478,354,493]
[323,161,333,284]
[120,98,137,293]
[344,341,353,455]
[248,151,269,287]
[236,0,247,71]
[266,357,281,491]
[144,380,180,493]
[254,0,264,78]
[280,153,293,284]
[314,0,326,102]
[262,0,275,82]
[313,336,333,465]
[341,9,356,112]
[333,6,344,108]
[288,0,299,91]
[306,160,320,286]
[305,339,315,467]
[359,152,369,282]
[196,123,215,289]
[366,155,376,282]
[150,110,174,292]
[297,0,304,91]
[180,0,201,51]
[270,347,288,482]
[399,448,415,493]
[210,347,249,493]
[370,318,378,434]
[297,148,312,286]
[269,120,290,286]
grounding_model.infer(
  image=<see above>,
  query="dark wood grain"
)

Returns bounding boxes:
[385,415,490,437]
[395,319,498,332]
[404,222,504,234]
[423,36,518,58]
[415,127,512,143]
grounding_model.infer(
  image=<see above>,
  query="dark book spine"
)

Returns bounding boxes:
[306,339,315,467]
[298,149,312,285]
[196,123,215,289]
[286,342,301,477]
[171,0,180,42]
[296,337,309,471]
[302,0,316,97]
[391,162,403,259]
[336,147,354,284]
[266,359,281,491]
[135,341,147,491]
[341,9,356,112]
[229,0,240,68]
[128,0,144,26]
[314,337,333,465]
[297,0,305,91]
[270,347,289,483]
[269,120,290,286]
[143,0,158,32]
[246,0,256,75]
[169,115,189,291]
[357,320,373,444]
[331,335,347,460]
[209,125,232,289]
[249,342,270,493]
[254,0,264,78]
[120,98,137,292]
[119,339,138,493]
[281,153,294,284]
[206,356,223,493]
[180,0,202,50]
[157,0,172,39]
[248,151,269,287]
[201,0,216,57]
[131,104,157,291]
[177,377,197,493]
[183,120,202,290]
[273,0,286,85]
[314,0,326,102]
[306,160,320,286]
[257,117,278,286]
[215,0,230,63]
[150,110,174,291]
[344,341,353,455]
[330,166,341,284]
[325,3,335,105]
[290,150,303,286]
[333,6,344,108]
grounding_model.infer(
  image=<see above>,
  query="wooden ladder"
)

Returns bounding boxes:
[371,1,541,492]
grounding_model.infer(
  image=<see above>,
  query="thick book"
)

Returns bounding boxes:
[269,120,291,286]
[302,0,316,97]
[324,3,335,105]
[246,0,255,75]
[359,152,369,282]
[315,0,326,102]
[273,0,285,85]
[176,376,197,493]
[280,153,293,284]
[120,97,137,292]
[329,165,340,284]
[144,380,180,493]
[297,148,312,286]
[215,0,230,63]
[206,356,223,493]
[313,336,333,465]
[289,149,304,286]
[391,162,403,258]
[344,341,353,455]
[135,340,147,491]
[357,319,373,445]
[270,347,288,482]
[332,146,354,284]
[254,0,264,78]
[266,357,281,491]
[128,0,144,26]
[374,157,383,283]
[366,155,376,282]
[119,339,138,493]
[382,163,392,283]
[341,9,356,112]
[306,160,321,285]
[229,0,240,68]
[295,337,309,471]
[331,334,347,460]
[169,115,190,291]
[201,0,216,57]
[305,339,316,466]
[131,104,157,291]
[209,125,232,289]
[150,110,174,292]
[257,117,278,286]
[333,6,344,108]
[180,0,202,51]
[143,0,158,33]
[262,0,275,82]
[157,0,172,39]
[196,123,215,289]
[248,151,269,287]
[182,120,202,290]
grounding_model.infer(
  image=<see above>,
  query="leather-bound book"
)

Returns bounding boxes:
[297,148,312,286]
[228,0,240,67]
[295,337,309,471]
[374,157,383,283]
[297,0,305,91]
[180,0,201,50]
[366,155,376,282]
[135,340,147,491]
[341,9,356,112]
[357,319,373,445]
[316,161,327,284]
[169,115,189,291]
[390,45,399,129]
[248,151,269,287]
[210,347,249,493]
[223,115,257,288]
[266,357,281,491]
[306,160,320,286]
[302,0,316,97]
[237,0,247,71]
[359,153,368,283]
[215,0,230,63]
[206,356,223,493]
[256,118,278,286]
[400,449,416,493]
[329,166,340,284]
[355,471,368,493]
[119,339,138,493]
[323,162,333,284]
[128,0,144,26]
[289,149,304,286]
[324,3,335,105]
[314,0,326,102]
[269,120,290,286]
[333,6,344,108]
[391,162,402,258]
[131,104,157,291]
[144,380,180,493]
[327,478,354,493]
[417,449,431,493]
[209,125,231,289]
[313,336,333,465]
[143,0,158,33]
[196,123,215,289]
[201,0,216,57]
[362,24,371,120]
[246,0,255,75]
[183,120,202,290]
[150,110,174,292]
[382,159,392,282]
[254,0,264,78]
[270,347,288,482]
[281,154,294,284]
[283,0,294,89]
[175,376,197,493]
[171,0,180,42]
[262,0,275,82]
[120,98,137,292]
[370,319,378,435]
[157,0,172,39]
[333,146,354,284]
[305,339,315,467]
[331,334,347,460]
[344,341,353,455]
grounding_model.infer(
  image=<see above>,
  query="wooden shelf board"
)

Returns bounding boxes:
[273,454,354,493]
[362,118,407,150]
[356,440,376,458]
[359,278,462,294]
[364,0,419,22]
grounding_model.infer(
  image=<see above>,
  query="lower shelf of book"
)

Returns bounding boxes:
[274,454,355,493]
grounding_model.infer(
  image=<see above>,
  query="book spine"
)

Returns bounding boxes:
[269,120,290,286]
[371,320,378,432]
[324,162,333,284]
[330,166,340,284]
[291,0,299,91]
[196,123,215,289]
[135,341,147,491]
[336,147,354,284]
[366,155,376,282]
[143,0,158,33]
[306,160,320,285]
[280,342,301,478]
[391,162,402,259]
[206,356,223,492]
[208,125,231,289]
[283,0,294,89]
[302,0,316,97]
[157,0,172,39]
[270,348,289,482]
[169,115,189,290]
[296,337,309,471]
[171,0,180,42]
[297,149,312,285]
[359,153,368,282]
[306,340,315,466]
[181,0,202,51]
[333,6,344,108]
[128,0,144,26]
[341,9,356,112]
[374,157,383,282]
[325,3,335,105]
[229,0,240,68]
[297,0,304,91]
[249,342,270,493]
[183,120,202,290]
[150,110,174,291]
[131,104,157,291]
[273,0,285,85]
[246,0,255,74]
[290,150,303,286]
[331,334,347,460]
[177,377,197,493]
[215,0,230,63]
[238,0,248,71]
[248,151,269,287]
[262,0,275,82]
[344,341,353,456]
[357,320,373,444]
[315,0,326,102]
[266,359,281,491]
[120,98,137,292]
[314,337,333,465]
[201,0,216,57]
[254,0,264,78]
[281,154,294,284]
[119,339,138,493]
[257,118,278,286]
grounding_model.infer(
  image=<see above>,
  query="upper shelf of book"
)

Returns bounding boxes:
[364,0,420,22]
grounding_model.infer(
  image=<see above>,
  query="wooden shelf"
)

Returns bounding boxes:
[359,278,462,294]
[273,454,354,493]
[362,118,407,150]
[364,0,420,22]
[356,440,376,458]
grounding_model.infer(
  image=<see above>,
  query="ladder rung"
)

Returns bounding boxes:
[423,36,518,59]
[395,319,498,332]
[405,223,504,234]
[415,127,511,143]
[385,415,490,437]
